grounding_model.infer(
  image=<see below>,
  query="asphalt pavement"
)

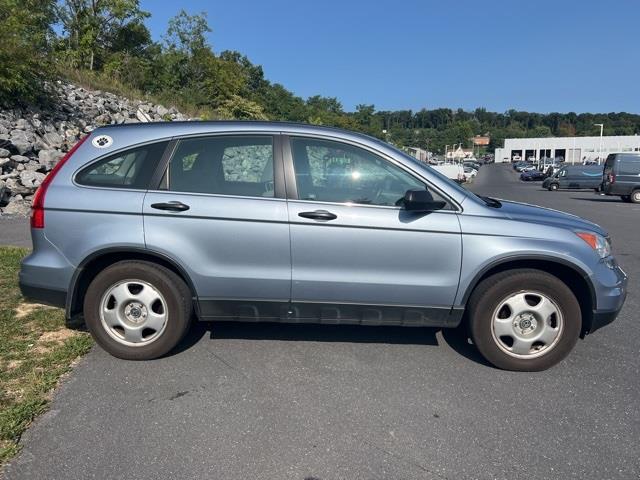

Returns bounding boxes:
[0,215,31,248]
[4,165,639,479]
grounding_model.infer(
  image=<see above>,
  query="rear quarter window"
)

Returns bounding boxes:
[75,141,169,189]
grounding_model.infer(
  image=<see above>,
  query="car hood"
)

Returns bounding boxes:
[497,200,607,236]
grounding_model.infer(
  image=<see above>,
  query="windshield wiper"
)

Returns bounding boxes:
[480,195,502,208]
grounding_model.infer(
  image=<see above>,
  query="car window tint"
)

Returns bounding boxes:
[291,137,445,207]
[168,136,274,197]
[76,141,168,189]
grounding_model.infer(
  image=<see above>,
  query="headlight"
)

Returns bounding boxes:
[576,231,612,258]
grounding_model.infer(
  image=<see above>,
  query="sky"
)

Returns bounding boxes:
[139,0,640,114]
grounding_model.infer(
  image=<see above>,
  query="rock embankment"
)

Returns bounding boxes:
[0,81,187,215]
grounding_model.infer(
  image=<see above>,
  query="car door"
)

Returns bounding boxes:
[283,135,463,326]
[143,134,291,320]
[617,154,640,193]
[558,168,569,188]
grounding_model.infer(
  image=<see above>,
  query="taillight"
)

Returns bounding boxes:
[610,173,616,184]
[31,135,89,229]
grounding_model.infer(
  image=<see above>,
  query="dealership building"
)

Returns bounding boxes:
[495,135,640,164]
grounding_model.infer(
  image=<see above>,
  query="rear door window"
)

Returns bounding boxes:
[167,136,274,197]
[76,141,168,189]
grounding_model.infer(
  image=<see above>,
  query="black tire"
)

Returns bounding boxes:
[83,260,192,360]
[467,269,581,371]
[549,183,559,191]
[630,189,640,204]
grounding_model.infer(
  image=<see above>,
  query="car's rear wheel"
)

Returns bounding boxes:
[84,261,192,360]
[468,269,580,371]
[630,189,640,204]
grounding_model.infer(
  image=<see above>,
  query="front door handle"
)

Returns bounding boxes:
[298,210,337,221]
[151,201,190,212]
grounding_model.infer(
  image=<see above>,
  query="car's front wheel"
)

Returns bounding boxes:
[468,269,580,371]
[549,183,559,191]
[631,189,640,204]
[84,261,192,360]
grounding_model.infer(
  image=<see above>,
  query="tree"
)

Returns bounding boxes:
[0,0,56,105]
[57,0,149,70]
[163,10,211,55]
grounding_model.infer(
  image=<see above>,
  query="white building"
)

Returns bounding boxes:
[495,135,640,164]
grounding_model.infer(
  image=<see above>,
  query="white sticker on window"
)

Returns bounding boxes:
[92,135,113,149]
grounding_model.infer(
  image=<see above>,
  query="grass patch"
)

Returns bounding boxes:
[0,247,93,466]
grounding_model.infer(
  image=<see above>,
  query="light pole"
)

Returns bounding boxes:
[445,145,449,163]
[594,123,604,164]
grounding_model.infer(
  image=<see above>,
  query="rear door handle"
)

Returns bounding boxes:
[298,210,337,221]
[151,201,190,212]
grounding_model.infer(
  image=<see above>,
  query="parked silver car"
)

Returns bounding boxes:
[19,122,627,370]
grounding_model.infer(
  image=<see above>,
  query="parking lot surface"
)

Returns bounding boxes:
[4,165,639,480]
[0,215,30,248]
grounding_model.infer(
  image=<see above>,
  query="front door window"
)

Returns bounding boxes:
[290,137,436,207]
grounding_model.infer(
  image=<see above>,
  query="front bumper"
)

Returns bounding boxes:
[586,263,627,335]
[589,308,623,334]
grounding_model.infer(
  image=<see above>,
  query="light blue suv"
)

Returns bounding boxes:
[19,122,627,371]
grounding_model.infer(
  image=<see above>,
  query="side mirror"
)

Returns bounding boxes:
[403,188,447,212]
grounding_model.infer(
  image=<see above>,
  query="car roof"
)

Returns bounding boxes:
[97,120,374,141]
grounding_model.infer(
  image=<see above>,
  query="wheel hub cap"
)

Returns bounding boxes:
[492,291,564,359]
[514,313,537,335]
[124,302,147,324]
[99,280,168,346]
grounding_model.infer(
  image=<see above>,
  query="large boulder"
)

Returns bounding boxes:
[10,154,29,163]
[156,105,169,117]
[38,149,64,170]
[2,199,31,216]
[41,131,64,148]
[19,170,46,188]
[11,140,32,155]
[4,177,31,195]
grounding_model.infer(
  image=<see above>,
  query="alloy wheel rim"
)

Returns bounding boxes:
[491,291,563,359]
[99,279,168,347]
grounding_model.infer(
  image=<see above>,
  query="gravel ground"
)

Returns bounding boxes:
[4,164,639,480]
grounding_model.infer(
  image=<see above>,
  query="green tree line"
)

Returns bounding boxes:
[2,0,640,153]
